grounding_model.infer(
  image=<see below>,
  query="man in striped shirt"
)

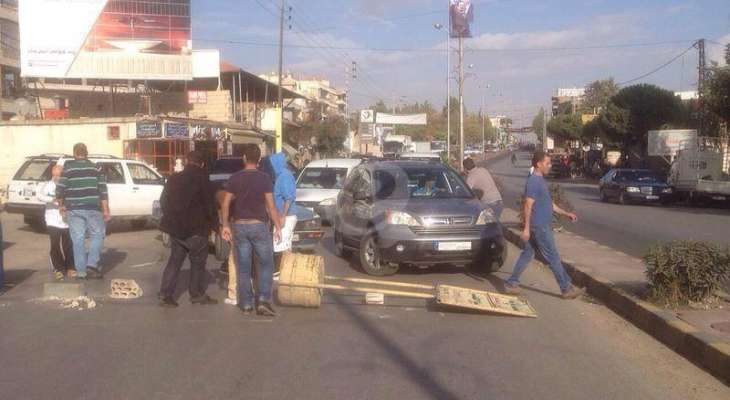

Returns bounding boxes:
[57,143,110,280]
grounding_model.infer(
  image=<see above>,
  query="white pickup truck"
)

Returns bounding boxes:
[5,154,164,230]
[669,147,730,205]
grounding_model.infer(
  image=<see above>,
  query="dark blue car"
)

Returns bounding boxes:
[599,169,674,205]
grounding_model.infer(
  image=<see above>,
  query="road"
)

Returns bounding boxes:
[487,154,730,259]
[1,213,728,399]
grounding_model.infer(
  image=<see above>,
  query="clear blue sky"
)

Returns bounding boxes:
[193,0,729,126]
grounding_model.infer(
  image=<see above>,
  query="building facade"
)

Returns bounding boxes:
[259,72,347,123]
[0,0,19,120]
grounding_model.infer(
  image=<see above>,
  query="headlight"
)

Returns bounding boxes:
[626,187,640,193]
[319,197,336,206]
[298,217,322,230]
[385,210,421,226]
[662,188,673,194]
[475,209,496,225]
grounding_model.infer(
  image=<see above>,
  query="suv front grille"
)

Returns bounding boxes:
[410,225,484,236]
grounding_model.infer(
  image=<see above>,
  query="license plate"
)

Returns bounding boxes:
[23,188,34,197]
[292,234,300,242]
[646,195,659,200]
[437,242,471,251]
[712,196,726,201]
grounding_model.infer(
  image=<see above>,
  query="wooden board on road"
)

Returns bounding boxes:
[436,284,538,318]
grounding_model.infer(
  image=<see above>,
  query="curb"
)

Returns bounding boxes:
[501,225,730,384]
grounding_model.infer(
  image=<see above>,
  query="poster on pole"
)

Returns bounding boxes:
[450,0,475,38]
[648,130,697,157]
[20,0,193,81]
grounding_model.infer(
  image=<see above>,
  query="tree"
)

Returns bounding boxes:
[583,78,619,114]
[297,116,348,157]
[532,108,545,137]
[547,113,583,141]
[610,84,683,154]
[703,66,730,127]
[595,102,630,147]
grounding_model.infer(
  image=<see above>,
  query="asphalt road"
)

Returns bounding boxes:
[487,154,730,259]
[1,213,729,399]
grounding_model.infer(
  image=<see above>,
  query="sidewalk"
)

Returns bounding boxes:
[500,207,730,383]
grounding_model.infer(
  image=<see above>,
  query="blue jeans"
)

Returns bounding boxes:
[232,223,274,308]
[507,225,572,293]
[487,200,504,221]
[67,210,106,277]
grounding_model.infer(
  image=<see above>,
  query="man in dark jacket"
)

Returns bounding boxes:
[158,150,218,307]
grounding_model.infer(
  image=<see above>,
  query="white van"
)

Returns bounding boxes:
[5,154,164,230]
[295,158,363,224]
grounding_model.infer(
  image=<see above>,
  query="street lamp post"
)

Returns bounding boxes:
[434,22,450,164]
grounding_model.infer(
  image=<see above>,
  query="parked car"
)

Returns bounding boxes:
[295,158,363,224]
[599,169,674,205]
[6,154,164,231]
[333,160,505,276]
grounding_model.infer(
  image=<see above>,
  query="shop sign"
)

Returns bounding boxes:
[136,121,162,138]
[188,91,208,104]
[165,122,190,138]
[192,125,223,141]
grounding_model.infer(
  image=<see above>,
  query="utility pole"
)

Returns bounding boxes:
[542,108,548,151]
[697,38,706,136]
[345,61,357,151]
[458,35,465,170]
[447,6,452,167]
[276,0,285,152]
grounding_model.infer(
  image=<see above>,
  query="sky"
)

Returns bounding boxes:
[193,0,730,127]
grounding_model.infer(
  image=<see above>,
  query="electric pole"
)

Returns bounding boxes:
[458,35,465,170]
[697,38,706,137]
[542,108,548,151]
[345,61,357,150]
[447,6,452,167]
[276,0,285,152]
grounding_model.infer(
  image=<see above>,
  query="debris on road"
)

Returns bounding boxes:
[110,279,143,299]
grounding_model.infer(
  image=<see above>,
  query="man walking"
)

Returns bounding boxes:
[463,158,503,220]
[220,145,281,317]
[57,143,109,280]
[269,153,298,257]
[38,165,75,280]
[159,150,218,307]
[505,150,584,299]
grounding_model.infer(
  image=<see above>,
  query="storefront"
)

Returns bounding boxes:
[124,117,272,175]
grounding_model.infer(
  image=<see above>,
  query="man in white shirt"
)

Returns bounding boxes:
[463,158,503,220]
[37,165,75,280]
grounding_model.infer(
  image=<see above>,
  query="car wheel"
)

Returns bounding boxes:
[26,218,46,233]
[359,232,399,276]
[470,245,507,275]
[160,232,172,248]
[214,233,231,262]
[333,228,352,259]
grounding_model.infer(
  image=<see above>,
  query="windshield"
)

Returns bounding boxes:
[13,159,54,181]
[297,168,348,189]
[618,171,664,183]
[211,159,243,175]
[375,167,472,200]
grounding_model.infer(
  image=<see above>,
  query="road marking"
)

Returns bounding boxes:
[131,261,158,269]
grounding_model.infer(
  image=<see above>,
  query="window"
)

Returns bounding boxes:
[128,163,162,185]
[124,139,189,176]
[98,163,125,184]
[107,126,120,140]
[13,160,54,181]
[375,167,472,200]
[297,168,349,189]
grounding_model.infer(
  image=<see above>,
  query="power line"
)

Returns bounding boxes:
[617,43,696,86]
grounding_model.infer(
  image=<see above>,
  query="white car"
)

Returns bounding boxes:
[5,154,164,230]
[295,158,363,224]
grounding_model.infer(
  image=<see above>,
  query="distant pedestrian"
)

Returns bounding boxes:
[220,145,282,317]
[158,150,218,307]
[463,158,503,220]
[505,150,584,299]
[268,152,298,261]
[38,165,75,281]
[57,143,109,280]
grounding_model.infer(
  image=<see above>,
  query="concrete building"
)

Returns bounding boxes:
[259,72,347,122]
[552,87,585,116]
[0,0,20,120]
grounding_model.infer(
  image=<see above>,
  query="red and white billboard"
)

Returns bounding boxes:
[20,0,193,80]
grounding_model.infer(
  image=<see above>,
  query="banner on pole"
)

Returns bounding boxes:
[450,0,475,38]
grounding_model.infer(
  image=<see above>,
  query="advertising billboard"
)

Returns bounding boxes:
[648,130,698,157]
[20,0,192,81]
[450,0,474,38]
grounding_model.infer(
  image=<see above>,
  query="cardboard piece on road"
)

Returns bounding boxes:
[436,284,538,318]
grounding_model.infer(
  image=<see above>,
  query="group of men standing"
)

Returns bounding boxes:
[158,144,296,317]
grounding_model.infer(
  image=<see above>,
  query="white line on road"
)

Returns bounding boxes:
[131,262,158,269]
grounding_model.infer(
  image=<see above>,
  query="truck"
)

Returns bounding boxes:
[668,147,730,205]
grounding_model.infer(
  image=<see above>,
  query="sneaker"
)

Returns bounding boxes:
[54,271,65,281]
[562,286,585,300]
[504,283,522,295]
[75,274,88,281]
[67,269,77,278]
[87,267,103,280]
[239,305,254,315]
[159,297,179,308]
[256,302,277,317]
[224,298,237,306]
[191,295,218,305]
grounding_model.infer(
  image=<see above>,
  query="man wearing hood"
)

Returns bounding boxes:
[269,153,298,256]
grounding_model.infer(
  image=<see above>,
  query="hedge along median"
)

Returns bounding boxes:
[501,225,730,384]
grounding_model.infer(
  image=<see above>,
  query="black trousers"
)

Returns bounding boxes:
[47,226,74,273]
[159,235,209,299]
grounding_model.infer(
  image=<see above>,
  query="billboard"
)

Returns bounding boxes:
[450,0,474,38]
[648,130,698,157]
[20,0,192,81]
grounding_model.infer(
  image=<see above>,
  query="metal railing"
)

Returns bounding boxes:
[105,1,189,17]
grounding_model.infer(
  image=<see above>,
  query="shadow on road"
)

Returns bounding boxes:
[2,241,14,251]
[100,248,128,276]
[0,269,36,295]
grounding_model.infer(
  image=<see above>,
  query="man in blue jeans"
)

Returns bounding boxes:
[505,150,584,299]
[220,144,282,316]
[57,143,109,280]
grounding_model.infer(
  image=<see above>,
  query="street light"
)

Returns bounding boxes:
[434,22,450,165]
[478,83,491,156]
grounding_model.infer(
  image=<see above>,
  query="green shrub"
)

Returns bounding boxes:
[517,183,574,230]
[644,241,730,306]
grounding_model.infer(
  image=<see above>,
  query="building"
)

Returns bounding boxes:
[0,0,19,120]
[675,91,699,101]
[259,72,347,122]
[552,87,585,116]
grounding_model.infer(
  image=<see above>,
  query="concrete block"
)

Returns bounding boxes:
[43,282,86,299]
[109,279,143,299]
